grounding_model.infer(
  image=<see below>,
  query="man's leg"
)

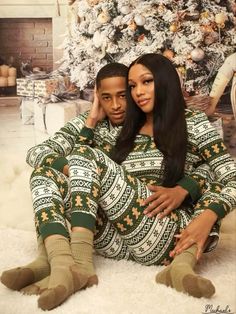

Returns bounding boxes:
[37,234,88,311]
[1,166,71,293]
[1,235,49,291]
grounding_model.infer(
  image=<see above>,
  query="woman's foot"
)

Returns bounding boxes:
[155,245,215,298]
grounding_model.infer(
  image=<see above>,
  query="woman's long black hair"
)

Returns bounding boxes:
[111,53,188,187]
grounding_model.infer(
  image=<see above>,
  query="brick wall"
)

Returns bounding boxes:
[0,18,53,76]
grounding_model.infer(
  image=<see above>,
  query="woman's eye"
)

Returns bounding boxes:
[129,85,135,89]
[144,79,153,85]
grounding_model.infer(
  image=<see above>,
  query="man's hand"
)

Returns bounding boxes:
[170,209,218,260]
[63,165,69,177]
[86,86,106,128]
[143,185,188,218]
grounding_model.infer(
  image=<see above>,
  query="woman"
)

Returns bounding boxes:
[64,53,236,304]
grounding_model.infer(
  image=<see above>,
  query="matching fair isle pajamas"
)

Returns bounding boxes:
[28,110,236,266]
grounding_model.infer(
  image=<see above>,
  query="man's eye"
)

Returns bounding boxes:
[120,94,126,98]
[103,97,110,100]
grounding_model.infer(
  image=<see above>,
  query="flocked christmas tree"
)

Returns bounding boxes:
[59,0,236,96]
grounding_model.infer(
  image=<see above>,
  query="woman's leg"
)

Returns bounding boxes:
[155,244,215,298]
[68,145,180,268]
[68,145,216,298]
[93,207,132,261]
[155,182,222,298]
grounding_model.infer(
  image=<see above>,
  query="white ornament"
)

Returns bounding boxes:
[93,31,105,48]
[134,15,146,26]
[190,48,205,62]
[97,11,111,24]
[120,6,131,15]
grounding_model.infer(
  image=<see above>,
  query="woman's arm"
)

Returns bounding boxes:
[170,110,236,258]
[189,110,236,219]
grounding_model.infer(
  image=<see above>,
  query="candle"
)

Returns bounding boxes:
[8,76,16,86]
[8,67,17,77]
[0,77,8,87]
[0,65,9,77]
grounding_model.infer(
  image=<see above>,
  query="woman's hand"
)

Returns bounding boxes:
[170,209,218,260]
[86,86,106,128]
[143,185,188,218]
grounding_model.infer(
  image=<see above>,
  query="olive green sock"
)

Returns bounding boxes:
[21,276,49,295]
[155,245,215,298]
[37,236,88,311]
[0,236,50,291]
[71,230,98,287]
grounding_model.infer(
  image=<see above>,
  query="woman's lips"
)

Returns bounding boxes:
[138,99,150,106]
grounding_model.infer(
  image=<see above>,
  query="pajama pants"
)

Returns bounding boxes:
[30,145,220,266]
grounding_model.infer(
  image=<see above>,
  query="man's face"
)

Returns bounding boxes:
[97,76,126,126]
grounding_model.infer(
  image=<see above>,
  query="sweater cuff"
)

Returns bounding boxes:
[177,176,201,202]
[51,157,68,172]
[207,202,226,219]
[78,126,94,143]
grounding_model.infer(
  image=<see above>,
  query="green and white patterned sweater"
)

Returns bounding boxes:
[27,109,236,219]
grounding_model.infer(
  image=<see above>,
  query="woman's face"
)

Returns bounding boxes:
[128,63,155,114]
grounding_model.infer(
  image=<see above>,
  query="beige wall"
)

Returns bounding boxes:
[0,0,69,70]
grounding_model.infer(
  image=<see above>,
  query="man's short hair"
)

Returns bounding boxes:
[96,63,128,88]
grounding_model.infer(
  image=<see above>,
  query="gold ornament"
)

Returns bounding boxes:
[217,22,225,28]
[169,23,178,32]
[97,11,111,24]
[157,4,166,14]
[129,20,137,31]
[177,66,186,76]
[200,11,209,19]
[163,49,174,60]
[87,0,100,5]
[200,24,214,33]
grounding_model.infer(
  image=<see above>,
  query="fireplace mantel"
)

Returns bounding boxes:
[0,0,68,69]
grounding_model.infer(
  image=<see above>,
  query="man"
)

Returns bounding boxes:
[0,62,129,306]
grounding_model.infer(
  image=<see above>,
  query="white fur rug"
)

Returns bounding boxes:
[0,154,236,314]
